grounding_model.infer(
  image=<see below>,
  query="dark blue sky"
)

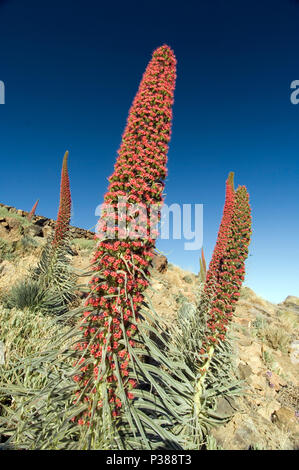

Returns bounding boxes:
[0,0,298,302]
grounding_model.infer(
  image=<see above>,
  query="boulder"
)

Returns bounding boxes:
[248,372,267,394]
[0,259,15,276]
[238,362,253,380]
[272,407,299,434]
[42,225,54,238]
[6,217,22,230]
[8,207,17,214]
[282,296,299,314]
[215,396,238,418]
[234,418,259,449]
[238,337,253,346]
[67,246,78,256]
[256,399,281,422]
[152,254,168,273]
[23,224,43,238]
[0,225,9,238]
[34,217,49,226]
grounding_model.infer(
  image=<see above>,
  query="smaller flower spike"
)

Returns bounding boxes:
[27,199,39,221]
[195,174,252,414]
[199,247,207,283]
[52,151,71,247]
[204,172,235,302]
[202,174,252,351]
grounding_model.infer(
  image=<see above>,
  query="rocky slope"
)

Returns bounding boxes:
[0,207,298,450]
[0,203,94,241]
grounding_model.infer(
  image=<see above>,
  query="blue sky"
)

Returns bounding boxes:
[0,0,298,303]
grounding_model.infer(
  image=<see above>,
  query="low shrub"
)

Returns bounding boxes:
[0,238,15,261]
[263,325,290,352]
[71,238,95,251]
[3,279,47,312]
[254,318,290,352]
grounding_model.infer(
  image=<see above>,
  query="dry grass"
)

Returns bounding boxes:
[262,325,290,352]
[0,305,60,363]
[0,304,68,422]
[252,317,291,353]
[0,253,38,296]
[277,308,299,335]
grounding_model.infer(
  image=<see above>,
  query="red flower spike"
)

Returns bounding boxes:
[201,174,252,355]
[204,172,235,301]
[52,151,71,247]
[27,199,39,222]
[73,45,177,424]
[201,247,206,274]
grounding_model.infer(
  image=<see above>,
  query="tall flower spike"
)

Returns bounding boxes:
[73,45,177,426]
[27,199,39,221]
[222,185,252,313]
[204,172,235,301]
[202,175,252,351]
[195,175,252,419]
[52,151,71,247]
[199,247,207,283]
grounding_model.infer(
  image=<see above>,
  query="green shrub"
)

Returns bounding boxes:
[0,236,39,262]
[262,349,274,368]
[182,275,193,284]
[71,238,95,251]
[0,238,15,261]
[3,237,78,316]
[30,238,78,315]
[3,279,47,312]
[174,291,188,305]
[252,315,268,332]
[17,235,38,250]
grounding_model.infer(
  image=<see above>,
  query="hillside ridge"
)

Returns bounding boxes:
[0,202,94,240]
